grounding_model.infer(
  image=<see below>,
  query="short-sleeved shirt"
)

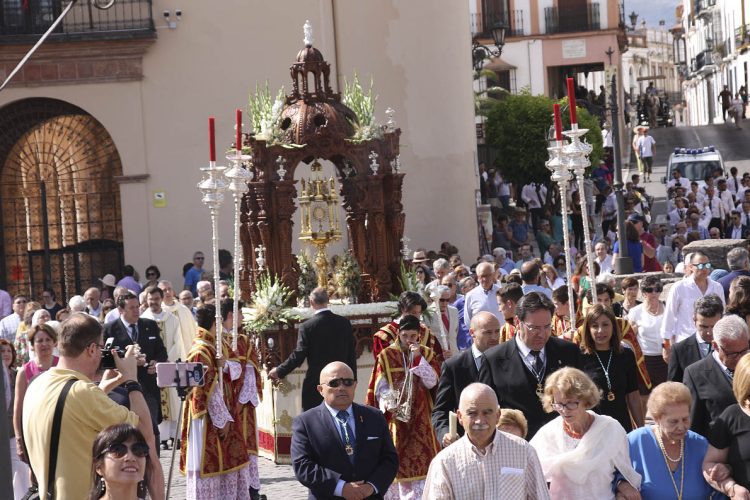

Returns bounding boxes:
[23,367,139,499]
[184,266,203,295]
[709,404,750,488]
[637,135,656,157]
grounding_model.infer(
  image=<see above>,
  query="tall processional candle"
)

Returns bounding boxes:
[235,109,242,151]
[208,116,216,162]
[553,104,563,142]
[566,78,577,124]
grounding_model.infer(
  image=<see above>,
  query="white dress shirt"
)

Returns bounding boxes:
[596,254,613,275]
[660,276,725,342]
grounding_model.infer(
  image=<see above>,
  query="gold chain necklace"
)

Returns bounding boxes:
[655,427,685,500]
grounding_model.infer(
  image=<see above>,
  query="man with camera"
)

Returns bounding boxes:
[104,291,168,449]
[22,312,164,499]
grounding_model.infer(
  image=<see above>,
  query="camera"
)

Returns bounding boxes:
[156,362,205,388]
[100,337,125,370]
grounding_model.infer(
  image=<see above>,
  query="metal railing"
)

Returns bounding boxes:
[509,9,524,36]
[736,25,750,47]
[544,2,600,34]
[0,0,154,40]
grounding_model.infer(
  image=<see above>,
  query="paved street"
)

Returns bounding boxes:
[159,453,308,499]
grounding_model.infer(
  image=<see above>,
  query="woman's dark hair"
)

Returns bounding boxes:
[397,291,427,315]
[552,254,566,271]
[89,424,150,500]
[398,314,421,332]
[552,286,575,305]
[639,275,662,291]
[727,276,750,318]
[182,262,193,277]
[516,292,555,321]
[625,221,640,242]
[144,265,161,280]
[28,323,58,345]
[574,258,600,277]
[0,339,17,368]
[581,304,622,354]
[414,264,431,286]
[621,277,639,290]
[195,304,216,331]
[587,283,615,304]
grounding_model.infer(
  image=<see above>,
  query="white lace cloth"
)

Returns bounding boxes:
[384,480,425,500]
[238,365,259,407]
[186,466,250,500]
[224,360,242,381]
[374,356,437,413]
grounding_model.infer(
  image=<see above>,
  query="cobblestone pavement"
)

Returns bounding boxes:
[160,452,308,499]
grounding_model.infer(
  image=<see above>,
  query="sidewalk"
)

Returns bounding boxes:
[160,453,308,499]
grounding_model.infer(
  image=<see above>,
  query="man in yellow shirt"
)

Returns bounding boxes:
[23,313,164,499]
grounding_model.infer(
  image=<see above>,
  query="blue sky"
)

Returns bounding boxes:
[625,0,681,29]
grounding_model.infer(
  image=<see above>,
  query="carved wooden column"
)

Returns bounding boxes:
[270,180,299,291]
[362,175,392,301]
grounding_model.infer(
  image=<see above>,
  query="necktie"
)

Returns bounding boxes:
[129,324,137,342]
[536,185,545,207]
[475,353,484,371]
[442,312,449,331]
[530,350,543,374]
[336,410,355,462]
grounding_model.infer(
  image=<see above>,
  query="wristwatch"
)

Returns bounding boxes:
[123,380,143,394]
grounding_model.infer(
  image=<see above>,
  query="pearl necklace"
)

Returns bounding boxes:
[655,426,683,462]
[654,426,685,500]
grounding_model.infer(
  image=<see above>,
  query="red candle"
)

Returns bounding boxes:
[553,103,563,141]
[566,77,577,124]
[235,109,242,151]
[208,116,216,162]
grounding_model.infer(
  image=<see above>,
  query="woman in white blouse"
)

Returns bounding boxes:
[530,367,641,500]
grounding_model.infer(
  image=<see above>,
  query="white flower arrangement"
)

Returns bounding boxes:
[243,272,301,333]
[343,73,384,142]
[248,83,286,144]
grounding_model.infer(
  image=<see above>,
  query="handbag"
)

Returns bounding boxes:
[21,378,78,500]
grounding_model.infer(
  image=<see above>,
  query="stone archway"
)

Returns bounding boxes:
[0,98,124,299]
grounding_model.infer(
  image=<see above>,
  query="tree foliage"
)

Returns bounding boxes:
[483,91,603,186]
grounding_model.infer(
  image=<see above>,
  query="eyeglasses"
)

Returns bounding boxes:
[693,262,713,270]
[523,322,551,334]
[146,273,157,278]
[552,401,580,411]
[323,377,355,388]
[194,257,205,261]
[101,442,150,459]
[439,298,450,303]
[641,287,662,294]
[717,345,750,360]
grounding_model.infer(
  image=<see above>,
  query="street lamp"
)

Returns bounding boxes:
[472,24,507,71]
[629,11,639,30]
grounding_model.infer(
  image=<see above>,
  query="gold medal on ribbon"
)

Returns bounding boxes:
[607,391,615,401]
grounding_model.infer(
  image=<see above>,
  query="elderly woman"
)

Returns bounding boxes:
[703,353,750,497]
[580,305,643,432]
[626,382,716,499]
[627,276,667,388]
[89,424,151,500]
[530,367,641,500]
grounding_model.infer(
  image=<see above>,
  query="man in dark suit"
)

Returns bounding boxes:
[269,288,356,411]
[479,292,580,439]
[684,314,749,437]
[717,247,750,300]
[292,361,398,499]
[103,291,167,445]
[432,312,500,446]
[668,294,723,382]
[724,211,750,240]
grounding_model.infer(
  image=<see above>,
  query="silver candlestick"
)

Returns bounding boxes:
[562,123,596,289]
[368,151,379,175]
[225,149,253,351]
[546,140,576,333]
[198,160,227,359]
[255,244,266,271]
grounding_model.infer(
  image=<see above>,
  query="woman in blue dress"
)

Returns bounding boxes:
[624,381,723,499]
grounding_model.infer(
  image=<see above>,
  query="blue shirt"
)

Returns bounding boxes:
[184,267,202,295]
[452,295,471,350]
[627,427,718,500]
[521,284,553,299]
[613,240,643,273]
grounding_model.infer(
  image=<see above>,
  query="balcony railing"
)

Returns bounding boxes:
[0,0,154,41]
[695,0,716,17]
[544,2,600,35]
[736,25,750,47]
[693,50,717,72]
[509,9,524,37]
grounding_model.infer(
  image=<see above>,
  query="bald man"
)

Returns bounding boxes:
[463,262,505,327]
[291,362,398,499]
[424,383,549,499]
[433,312,501,446]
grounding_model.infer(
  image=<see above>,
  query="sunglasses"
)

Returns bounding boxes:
[323,377,355,388]
[439,298,450,303]
[641,287,662,293]
[146,273,157,278]
[694,263,713,270]
[195,256,205,260]
[101,441,149,459]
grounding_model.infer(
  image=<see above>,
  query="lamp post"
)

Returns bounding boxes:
[472,24,507,71]
[609,73,633,274]
[629,11,639,30]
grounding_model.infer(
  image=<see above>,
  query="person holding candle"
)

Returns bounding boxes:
[424,383,549,499]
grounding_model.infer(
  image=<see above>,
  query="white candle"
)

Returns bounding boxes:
[449,411,457,437]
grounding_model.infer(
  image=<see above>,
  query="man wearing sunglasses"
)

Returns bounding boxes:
[661,252,725,363]
[183,251,205,296]
[684,315,749,437]
[292,361,398,500]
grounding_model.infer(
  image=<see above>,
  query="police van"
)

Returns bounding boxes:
[662,146,726,188]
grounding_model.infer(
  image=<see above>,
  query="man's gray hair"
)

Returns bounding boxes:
[309,287,329,306]
[433,258,450,272]
[436,285,450,297]
[458,382,498,410]
[713,314,749,345]
[480,254,495,263]
[596,272,616,286]
[727,247,749,271]
[493,247,507,259]
[693,294,725,318]
[68,295,86,312]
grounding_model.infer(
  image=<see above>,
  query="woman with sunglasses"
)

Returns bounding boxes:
[627,276,667,391]
[142,265,161,291]
[89,424,150,500]
[579,305,644,432]
[530,367,641,499]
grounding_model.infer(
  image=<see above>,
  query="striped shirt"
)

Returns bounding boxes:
[423,431,550,500]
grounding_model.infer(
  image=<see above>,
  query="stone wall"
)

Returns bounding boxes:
[683,239,749,271]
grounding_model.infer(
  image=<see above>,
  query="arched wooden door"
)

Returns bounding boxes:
[0,98,124,300]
